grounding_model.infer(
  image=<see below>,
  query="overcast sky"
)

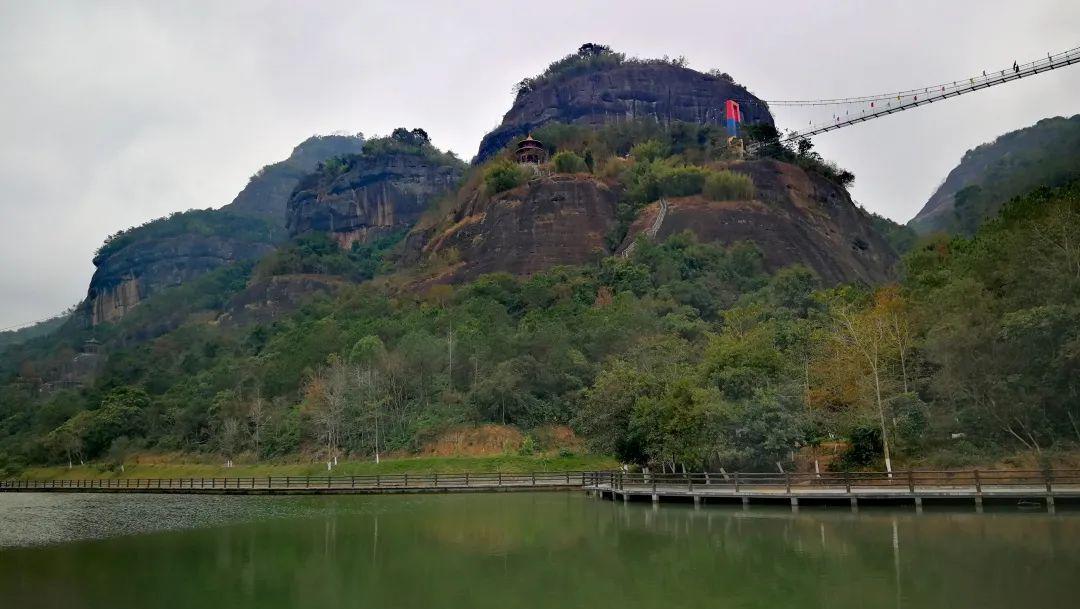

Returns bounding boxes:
[1,0,1078,329]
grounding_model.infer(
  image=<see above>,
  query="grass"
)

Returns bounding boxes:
[16,453,619,481]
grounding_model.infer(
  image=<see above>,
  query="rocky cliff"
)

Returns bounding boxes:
[409,160,895,287]
[286,134,466,248]
[82,134,363,325]
[412,174,619,283]
[87,219,276,325]
[620,160,897,285]
[475,60,773,163]
[224,134,366,223]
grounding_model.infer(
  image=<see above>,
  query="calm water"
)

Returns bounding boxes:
[0,492,1076,609]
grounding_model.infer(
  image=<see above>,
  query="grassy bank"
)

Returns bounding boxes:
[16,453,619,481]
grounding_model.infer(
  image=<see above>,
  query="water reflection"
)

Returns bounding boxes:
[0,492,1077,609]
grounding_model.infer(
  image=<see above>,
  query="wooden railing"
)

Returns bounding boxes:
[0,471,598,491]
[594,469,1080,493]
[2,469,1078,493]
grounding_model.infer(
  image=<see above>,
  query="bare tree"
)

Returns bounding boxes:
[834,300,895,475]
[219,418,242,468]
[307,356,350,468]
[248,393,270,460]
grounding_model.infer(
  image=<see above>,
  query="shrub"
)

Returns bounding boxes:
[704,170,756,201]
[658,165,709,197]
[630,139,669,163]
[483,160,529,194]
[552,151,588,173]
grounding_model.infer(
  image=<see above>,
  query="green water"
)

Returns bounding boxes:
[0,492,1076,608]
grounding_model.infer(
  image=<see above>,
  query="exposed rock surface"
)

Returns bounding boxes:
[82,134,362,325]
[87,233,275,325]
[475,63,774,163]
[286,148,465,249]
[409,175,619,284]
[620,160,896,284]
[224,134,366,223]
[410,160,895,287]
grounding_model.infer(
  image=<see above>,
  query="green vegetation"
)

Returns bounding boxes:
[483,159,530,194]
[96,209,284,259]
[0,313,70,351]
[19,453,619,480]
[744,125,855,187]
[704,170,756,201]
[911,114,1080,235]
[868,211,919,255]
[255,231,403,282]
[513,43,687,98]
[551,151,588,174]
[2,120,1077,478]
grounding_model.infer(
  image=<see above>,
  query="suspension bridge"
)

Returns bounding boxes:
[741,44,1080,144]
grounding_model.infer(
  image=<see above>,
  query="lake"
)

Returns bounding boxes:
[0,491,1076,608]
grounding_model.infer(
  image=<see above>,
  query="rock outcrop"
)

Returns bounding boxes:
[619,160,896,285]
[286,140,466,249]
[409,160,895,287]
[224,134,366,223]
[411,174,619,283]
[82,134,363,325]
[475,62,773,163]
[87,228,275,325]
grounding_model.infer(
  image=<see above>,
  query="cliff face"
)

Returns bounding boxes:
[87,231,275,325]
[224,134,366,223]
[412,175,619,283]
[620,160,896,285]
[82,134,362,325]
[475,63,774,163]
[286,148,465,249]
[409,160,895,287]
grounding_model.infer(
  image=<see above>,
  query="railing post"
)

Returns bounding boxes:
[844,472,851,494]
[784,472,791,494]
[973,469,982,494]
[1044,468,1053,494]
[497,472,502,487]
[434,472,438,487]
[465,472,470,487]
[305,475,310,488]
[734,472,740,493]
[687,472,692,492]
[376,474,381,488]
[907,469,914,493]
[404,473,409,488]
[532,472,536,486]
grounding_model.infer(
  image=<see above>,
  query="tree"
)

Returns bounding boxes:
[831,292,901,474]
[305,355,351,467]
[247,394,270,459]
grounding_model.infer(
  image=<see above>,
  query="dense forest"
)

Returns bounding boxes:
[910,114,1080,235]
[1,173,1077,475]
[1,86,1078,475]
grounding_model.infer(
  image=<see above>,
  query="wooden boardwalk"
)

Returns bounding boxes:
[4,470,1079,512]
[585,470,1080,513]
[0,471,588,495]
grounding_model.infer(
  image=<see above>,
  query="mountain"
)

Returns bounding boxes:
[909,115,1080,234]
[286,129,466,249]
[474,44,773,163]
[224,134,366,222]
[83,134,365,325]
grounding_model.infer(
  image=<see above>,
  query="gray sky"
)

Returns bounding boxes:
[2,0,1078,328]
